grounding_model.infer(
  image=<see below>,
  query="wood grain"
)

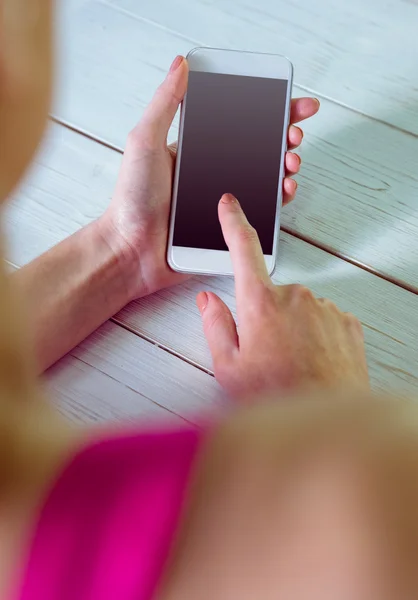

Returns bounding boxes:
[45,320,222,425]
[60,0,418,134]
[117,237,418,396]
[7,259,221,424]
[5,123,418,396]
[53,0,418,288]
[45,354,183,425]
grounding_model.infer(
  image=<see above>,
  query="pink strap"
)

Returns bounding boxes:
[19,429,201,600]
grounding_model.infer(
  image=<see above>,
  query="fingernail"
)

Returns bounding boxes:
[314,98,320,108]
[197,292,208,313]
[169,55,183,73]
[221,193,238,204]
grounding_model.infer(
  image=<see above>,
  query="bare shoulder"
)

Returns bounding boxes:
[159,393,418,600]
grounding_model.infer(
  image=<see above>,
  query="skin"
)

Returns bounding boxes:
[159,397,418,600]
[13,55,319,373]
[1,2,411,600]
[196,193,369,401]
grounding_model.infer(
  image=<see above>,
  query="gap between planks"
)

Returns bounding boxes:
[49,115,418,298]
[96,0,418,140]
[71,352,199,426]
[112,316,215,377]
[4,258,215,379]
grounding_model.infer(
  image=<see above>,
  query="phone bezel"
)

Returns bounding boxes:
[167,47,294,277]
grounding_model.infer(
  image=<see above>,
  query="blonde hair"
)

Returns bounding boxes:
[0,0,53,408]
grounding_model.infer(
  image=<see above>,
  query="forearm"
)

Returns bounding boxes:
[13,218,139,373]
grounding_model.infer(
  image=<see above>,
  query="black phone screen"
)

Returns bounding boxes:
[172,71,290,254]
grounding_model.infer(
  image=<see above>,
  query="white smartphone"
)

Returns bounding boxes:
[167,47,293,276]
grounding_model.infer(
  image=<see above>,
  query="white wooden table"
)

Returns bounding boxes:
[5,0,418,424]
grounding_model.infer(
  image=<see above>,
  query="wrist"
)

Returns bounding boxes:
[94,214,144,304]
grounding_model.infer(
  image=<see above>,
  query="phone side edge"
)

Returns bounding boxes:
[166,73,190,273]
[270,59,294,277]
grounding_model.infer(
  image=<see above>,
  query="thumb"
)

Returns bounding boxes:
[196,292,238,365]
[136,56,188,148]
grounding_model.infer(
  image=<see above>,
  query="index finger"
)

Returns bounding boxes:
[218,193,271,295]
[290,97,320,124]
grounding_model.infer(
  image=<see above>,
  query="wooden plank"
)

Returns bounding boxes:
[45,354,182,425]
[53,0,418,288]
[59,0,418,133]
[7,262,220,424]
[117,238,418,396]
[5,123,418,395]
[45,321,221,425]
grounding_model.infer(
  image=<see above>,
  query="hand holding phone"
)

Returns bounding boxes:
[168,47,294,276]
[105,55,317,300]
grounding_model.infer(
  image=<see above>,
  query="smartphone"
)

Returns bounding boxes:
[167,47,293,276]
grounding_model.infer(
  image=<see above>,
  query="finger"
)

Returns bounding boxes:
[344,313,365,338]
[218,194,271,293]
[285,152,301,175]
[282,178,297,206]
[167,141,178,160]
[196,291,238,363]
[168,140,178,152]
[135,56,189,148]
[318,297,334,308]
[288,125,303,150]
[290,97,320,124]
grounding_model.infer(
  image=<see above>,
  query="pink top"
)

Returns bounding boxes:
[18,429,203,600]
